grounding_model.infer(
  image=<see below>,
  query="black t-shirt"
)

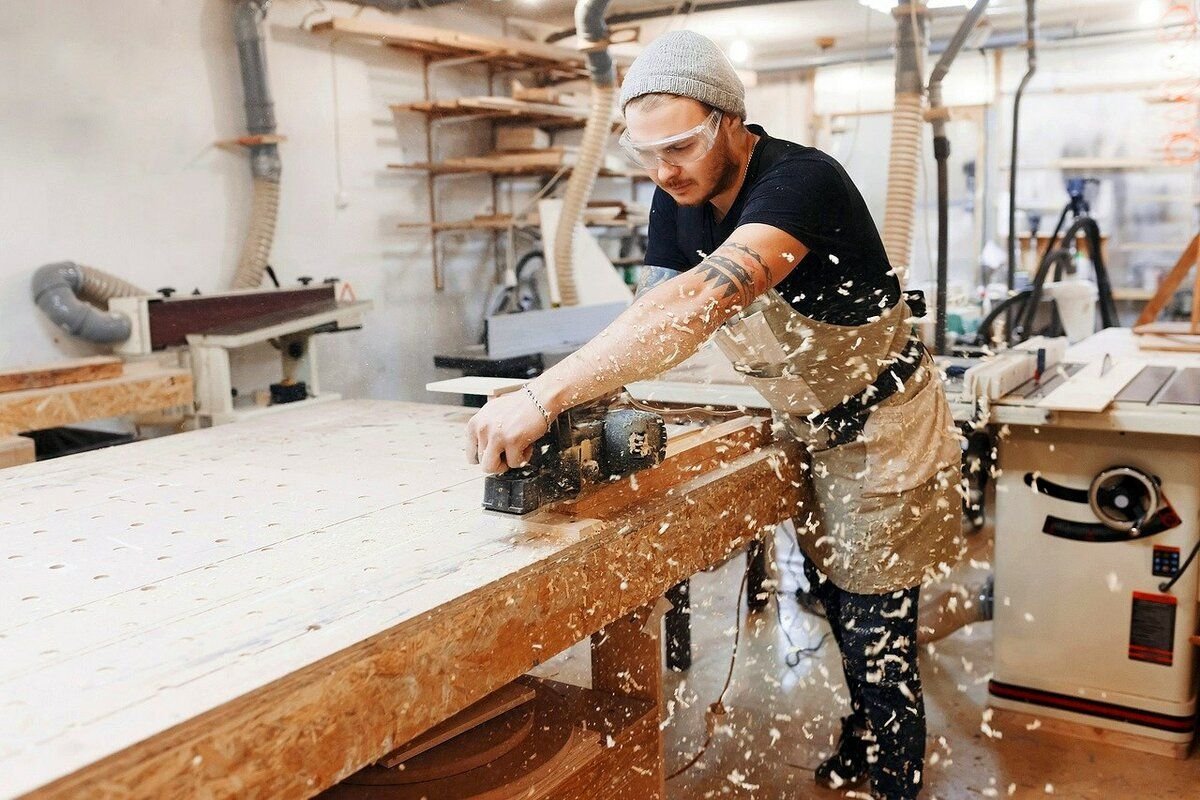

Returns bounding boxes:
[643,124,900,325]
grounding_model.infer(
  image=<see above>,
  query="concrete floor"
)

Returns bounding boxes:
[532,530,1200,799]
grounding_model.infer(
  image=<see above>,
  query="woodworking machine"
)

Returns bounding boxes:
[980,336,1200,749]
[108,283,370,424]
[483,406,666,515]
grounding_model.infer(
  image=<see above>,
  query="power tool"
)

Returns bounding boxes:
[482,406,667,515]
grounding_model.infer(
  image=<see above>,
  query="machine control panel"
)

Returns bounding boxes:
[1152,545,1180,578]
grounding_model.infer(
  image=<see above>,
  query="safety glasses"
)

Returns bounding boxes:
[619,109,723,170]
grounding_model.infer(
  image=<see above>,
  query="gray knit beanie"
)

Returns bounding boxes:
[619,31,746,119]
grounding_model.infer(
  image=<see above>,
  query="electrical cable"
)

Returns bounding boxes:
[666,529,830,780]
[666,559,750,781]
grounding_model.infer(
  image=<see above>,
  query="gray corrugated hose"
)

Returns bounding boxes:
[880,3,928,286]
[31,262,146,344]
[552,0,616,307]
[231,0,282,291]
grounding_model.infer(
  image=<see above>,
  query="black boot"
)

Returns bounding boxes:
[815,715,869,790]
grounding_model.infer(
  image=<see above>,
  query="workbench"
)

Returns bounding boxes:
[0,400,801,799]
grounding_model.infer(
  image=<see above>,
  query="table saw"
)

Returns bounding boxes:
[0,400,802,799]
[978,329,1200,756]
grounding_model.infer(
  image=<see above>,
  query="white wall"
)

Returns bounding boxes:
[0,0,510,403]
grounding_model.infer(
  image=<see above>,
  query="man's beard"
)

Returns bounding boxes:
[676,146,740,207]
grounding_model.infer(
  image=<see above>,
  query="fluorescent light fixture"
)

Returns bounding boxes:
[1138,0,1162,24]
[859,0,971,12]
[728,39,750,65]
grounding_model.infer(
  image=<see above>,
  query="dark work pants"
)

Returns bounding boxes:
[803,557,926,799]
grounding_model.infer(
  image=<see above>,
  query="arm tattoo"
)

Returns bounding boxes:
[634,265,677,299]
[695,241,769,309]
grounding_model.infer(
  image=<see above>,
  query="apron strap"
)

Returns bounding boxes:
[810,334,928,447]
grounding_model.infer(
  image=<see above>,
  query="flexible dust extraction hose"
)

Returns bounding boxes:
[552,0,616,307]
[231,0,282,291]
[31,262,147,344]
[880,4,928,286]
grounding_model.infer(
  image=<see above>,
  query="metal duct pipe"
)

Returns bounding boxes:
[552,0,616,307]
[1006,0,1038,329]
[880,3,928,286]
[31,262,147,344]
[231,0,282,291]
[928,0,990,354]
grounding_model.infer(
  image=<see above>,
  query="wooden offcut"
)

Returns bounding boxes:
[0,363,192,436]
[0,356,122,394]
[0,435,35,468]
[495,126,551,152]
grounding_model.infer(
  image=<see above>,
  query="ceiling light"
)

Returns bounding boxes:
[728,39,750,65]
[1138,0,1162,25]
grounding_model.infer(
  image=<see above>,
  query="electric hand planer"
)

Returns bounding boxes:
[482,406,667,515]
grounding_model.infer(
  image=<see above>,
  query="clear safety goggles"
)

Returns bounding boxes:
[619,109,723,169]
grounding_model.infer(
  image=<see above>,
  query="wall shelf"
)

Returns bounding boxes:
[311,16,629,83]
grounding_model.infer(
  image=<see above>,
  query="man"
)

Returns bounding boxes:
[466,30,963,800]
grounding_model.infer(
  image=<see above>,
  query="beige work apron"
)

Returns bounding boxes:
[713,289,965,594]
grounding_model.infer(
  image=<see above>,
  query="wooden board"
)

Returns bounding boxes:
[1,400,802,799]
[0,356,122,394]
[425,377,525,398]
[0,363,192,436]
[1036,359,1143,412]
[0,435,35,468]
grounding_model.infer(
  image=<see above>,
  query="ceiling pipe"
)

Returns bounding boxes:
[545,0,820,44]
[928,0,990,355]
[754,18,1186,72]
[1006,0,1037,333]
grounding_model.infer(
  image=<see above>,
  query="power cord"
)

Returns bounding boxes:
[667,560,749,781]
[666,534,831,780]
[1159,537,1200,593]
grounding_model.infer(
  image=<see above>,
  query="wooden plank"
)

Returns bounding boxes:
[0,365,192,436]
[1036,359,1143,412]
[1133,233,1199,329]
[2,400,803,799]
[425,377,525,397]
[0,356,122,394]
[0,435,35,468]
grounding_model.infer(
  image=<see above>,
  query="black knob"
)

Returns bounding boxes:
[191,288,202,296]
[322,277,339,284]
[298,276,313,286]
[158,287,176,298]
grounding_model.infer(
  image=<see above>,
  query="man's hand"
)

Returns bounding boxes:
[465,388,550,474]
